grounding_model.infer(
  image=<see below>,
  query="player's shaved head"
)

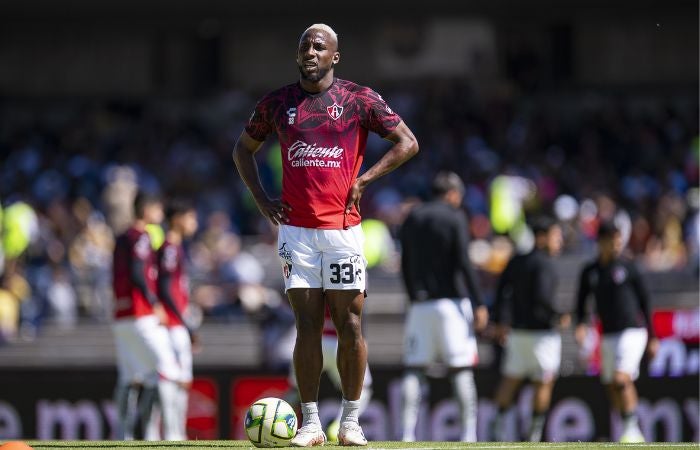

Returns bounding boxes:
[297,23,340,87]
[301,23,338,50]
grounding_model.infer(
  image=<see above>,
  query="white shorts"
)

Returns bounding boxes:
[601,327,648,384]
[502,330,561,383]
[277,224,366,292]
[289,335,373,389]
[112,315,181,386]
[403,298,478,368]
[169,325,193,383]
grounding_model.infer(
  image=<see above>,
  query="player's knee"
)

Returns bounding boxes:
[613,372,631,390]
[337,313,363,345]
[295,314,323,337]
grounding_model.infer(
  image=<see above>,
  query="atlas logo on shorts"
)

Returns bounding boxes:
[279,243,293,278]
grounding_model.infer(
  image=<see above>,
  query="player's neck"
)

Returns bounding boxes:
[133,219,146,231]
[299,73,334,94]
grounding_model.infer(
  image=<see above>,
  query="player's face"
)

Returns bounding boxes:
[547,225,563,256]
[143,202,164,225]
[297,30,339,82]
[181,210,199,238]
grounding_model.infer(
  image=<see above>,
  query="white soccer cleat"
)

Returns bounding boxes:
[290,423,327,447]
[338,422,368,446]
[619,429,645,443]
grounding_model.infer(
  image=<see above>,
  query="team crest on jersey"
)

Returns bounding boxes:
[326,103,343,120]
[286,107,297,125]
[612,266,627,284]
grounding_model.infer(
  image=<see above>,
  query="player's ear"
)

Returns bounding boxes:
[332,51,340,65]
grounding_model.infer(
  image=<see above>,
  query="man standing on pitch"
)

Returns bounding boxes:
[491,216,567,442]
[398,172,488,442]
[575,221,659,443]
[233,24,418,447]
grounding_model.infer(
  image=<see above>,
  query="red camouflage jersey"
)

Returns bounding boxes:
[245,78,402,229]
[112,227,156,319]
[157,239,189,328]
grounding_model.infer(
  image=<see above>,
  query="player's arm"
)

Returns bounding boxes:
[345,121,418,214]
[157,267,194,339]
[574,267,591,345]
[455,212,487,331]
[233,130,291,225]
[129,238,158,306]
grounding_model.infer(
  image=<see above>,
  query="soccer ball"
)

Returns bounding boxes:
[244,397,298,447]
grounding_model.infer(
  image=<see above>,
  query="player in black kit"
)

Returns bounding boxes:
[575,221,659,443]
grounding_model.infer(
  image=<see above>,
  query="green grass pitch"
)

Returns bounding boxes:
[10,441,699,450]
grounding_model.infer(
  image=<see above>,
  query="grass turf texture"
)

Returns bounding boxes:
[11,442,699,450]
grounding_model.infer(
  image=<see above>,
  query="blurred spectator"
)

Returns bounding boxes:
[0,262,31,343]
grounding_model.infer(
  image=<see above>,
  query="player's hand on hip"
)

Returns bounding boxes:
[646,337,659,360]
[153,303,168,326]
[345,179,365,214]
[256,197,292,225]
[474,305,489,332]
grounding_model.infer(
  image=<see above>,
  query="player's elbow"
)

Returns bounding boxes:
[404,134,419,158]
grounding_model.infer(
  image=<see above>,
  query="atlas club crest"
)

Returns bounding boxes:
[327,102,343,120]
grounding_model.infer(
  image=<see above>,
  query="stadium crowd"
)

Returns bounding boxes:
[0,81,697,343]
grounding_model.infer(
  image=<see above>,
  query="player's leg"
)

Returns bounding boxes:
[279,225,327,446]
[615,328,647,442]
[400,302,433,442]
[322,224,369,446]
[438,298,479,442]
[112,321,139,440]
[326,289,368,446]
[493,330,528,441]
[288,287,326,446]
[528,331,562,442]
[170,325,192,440]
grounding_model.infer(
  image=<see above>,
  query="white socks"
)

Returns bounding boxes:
[340,398,361,424]
[301,402,322,428]
[400,371,423,442]
[452,369,478,442]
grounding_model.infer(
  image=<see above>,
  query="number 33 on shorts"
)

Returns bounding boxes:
[277,224,367,292]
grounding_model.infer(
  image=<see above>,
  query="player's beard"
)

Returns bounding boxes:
[298,63,332,82]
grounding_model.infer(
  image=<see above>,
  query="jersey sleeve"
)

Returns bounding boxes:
[244,94,275,142]
[359,88,402,137]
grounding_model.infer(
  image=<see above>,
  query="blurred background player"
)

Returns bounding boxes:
[491,215,568,442]
[398,171,488,442]
[233,23,418,447]
[575,221,659,443]
[111,192,170,439]
[283,303,373,442]
[156,199,201,440]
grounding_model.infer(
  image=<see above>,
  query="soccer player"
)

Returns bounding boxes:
[575,221,659,443]
[156,200,200,440]
[112,193,179,440]
[233,23,419,447]
[398,172,488,443]
[491,215,567,442]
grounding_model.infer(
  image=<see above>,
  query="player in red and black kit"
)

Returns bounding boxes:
[112,193,172,440]
[156,199,200,440]
[233,24,418,446]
